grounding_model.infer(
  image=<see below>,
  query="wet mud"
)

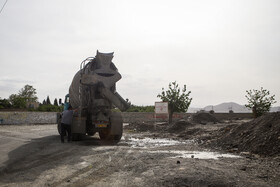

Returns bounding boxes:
[0,117,280,186]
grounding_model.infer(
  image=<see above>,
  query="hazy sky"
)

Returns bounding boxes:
[0,0,279,107]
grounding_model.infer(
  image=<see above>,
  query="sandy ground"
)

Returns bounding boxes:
[0,122,279,187]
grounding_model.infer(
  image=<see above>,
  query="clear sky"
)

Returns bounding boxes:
[0,0,279,108]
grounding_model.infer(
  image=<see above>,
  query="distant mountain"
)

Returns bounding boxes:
[188,102,280,113]
[187,107,201,113]
[270,106,280,112]
[204,102,250,113]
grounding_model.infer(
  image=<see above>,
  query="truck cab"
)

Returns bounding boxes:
[63,94,70,111]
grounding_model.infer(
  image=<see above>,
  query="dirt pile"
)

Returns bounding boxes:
[125,120,194,133]
[125,122,156,132]
[166,120,193,133]
[192,113,219,124]
[214,112,280,156]
[124,120,193,133]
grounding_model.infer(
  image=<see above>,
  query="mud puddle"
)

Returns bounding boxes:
[124,137,194,148]
[147,150,241,160]
[125,136,241,160]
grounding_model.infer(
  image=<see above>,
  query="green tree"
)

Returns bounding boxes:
[54,98,58,106]
[0,97,12,109]
[8,85,39,109]
[18,84,38,102]
[245,87,276,118]
[126,105,155,112]
[9,94,26,108]
[46,96,51,105]
[157,81,192,123]
[37,104,63,112]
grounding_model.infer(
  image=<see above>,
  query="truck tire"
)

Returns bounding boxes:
[99,112,123,142]
[72,133,81,141]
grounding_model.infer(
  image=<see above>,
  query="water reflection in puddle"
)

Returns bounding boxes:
[125,137,194,148]
[125,137,241,160]
[147,150,241,160]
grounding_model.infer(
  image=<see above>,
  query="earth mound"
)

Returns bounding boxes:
[192,113,219,124]
[125,120,194,133]
[215,112,280,156]
[125,122,155,132]
[166,120,193,133]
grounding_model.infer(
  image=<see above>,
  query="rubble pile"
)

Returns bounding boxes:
[191,113,219,124]
[166,120,193,133]
[125,122,156,132]
[215,112,280,156]
[125,120,193,133]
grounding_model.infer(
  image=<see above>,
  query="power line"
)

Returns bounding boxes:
[0,0,8,15]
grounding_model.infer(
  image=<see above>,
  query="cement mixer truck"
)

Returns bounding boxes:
[57,51,130,141]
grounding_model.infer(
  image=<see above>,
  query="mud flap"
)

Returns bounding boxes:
[99,112,123,141]
[110,112,123,137]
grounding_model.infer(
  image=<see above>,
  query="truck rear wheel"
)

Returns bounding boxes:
[99,112,123,142]
[72,133,81,141]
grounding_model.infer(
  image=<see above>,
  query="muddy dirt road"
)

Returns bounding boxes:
[0,122,279,186]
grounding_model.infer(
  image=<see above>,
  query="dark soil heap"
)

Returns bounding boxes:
[166,120,193,133]
[192,113,219,124]
[125,120,193,133]
[125,122,155,132]
[215,112,280,156]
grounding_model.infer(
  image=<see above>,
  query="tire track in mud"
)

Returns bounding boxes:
[0,150,71,175]
[50,146,135,186]
[0,147,75,184]
[0,135,86,184]
[1,124,280,187]
[49,145,166,186]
